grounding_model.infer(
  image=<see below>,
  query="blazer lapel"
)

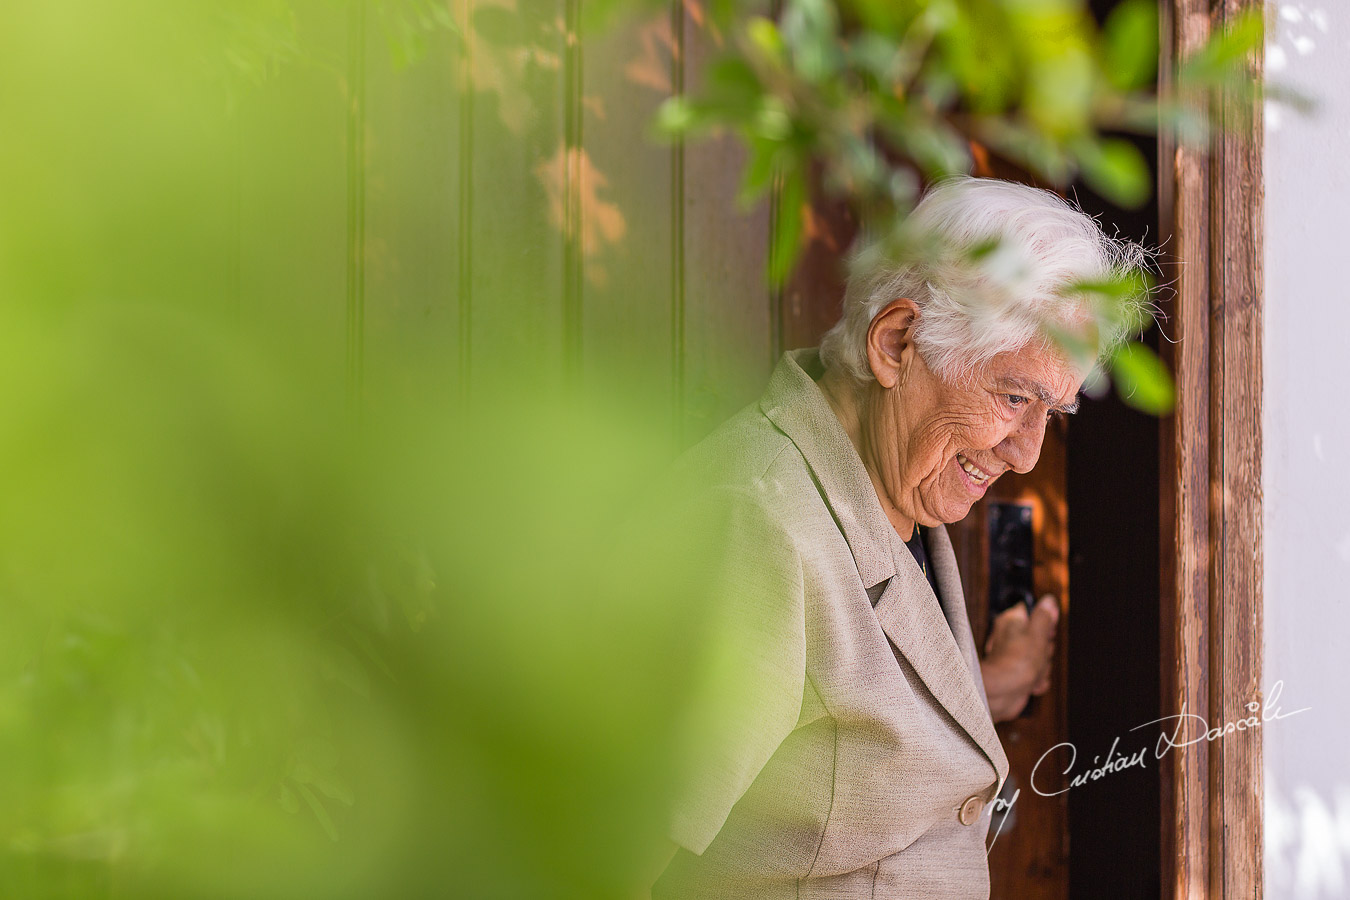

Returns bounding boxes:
[927,524,991,712]
[759,349,897,591]
[873,529,1009,787]
[758,348,1008,788]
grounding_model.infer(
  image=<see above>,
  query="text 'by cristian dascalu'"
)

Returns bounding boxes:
[987,680,1309,851]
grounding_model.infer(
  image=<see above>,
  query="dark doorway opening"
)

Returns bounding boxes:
[1064,3,1163,893]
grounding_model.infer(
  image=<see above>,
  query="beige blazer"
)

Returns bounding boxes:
[656,349,1010,900]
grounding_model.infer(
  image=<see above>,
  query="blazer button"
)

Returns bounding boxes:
[958,795,984,826]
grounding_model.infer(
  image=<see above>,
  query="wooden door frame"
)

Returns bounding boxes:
[772,2,1269,891]
[1158,0,1264,896]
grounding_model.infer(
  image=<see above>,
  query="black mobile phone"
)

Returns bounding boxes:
[987,502,1038,719]
[988,502,1035,620]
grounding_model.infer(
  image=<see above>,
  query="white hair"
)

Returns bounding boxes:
[819,176,1152,385]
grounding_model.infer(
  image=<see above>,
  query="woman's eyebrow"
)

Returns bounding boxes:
[997,377,1080,414]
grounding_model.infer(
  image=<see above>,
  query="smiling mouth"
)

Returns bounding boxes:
[956,452,994,485]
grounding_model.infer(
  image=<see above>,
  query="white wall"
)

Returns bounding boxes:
[1263,4,1350,897]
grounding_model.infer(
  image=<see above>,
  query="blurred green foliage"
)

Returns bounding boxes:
[0,2,730,896]
[0,297,715,898]
[642,0,1252,214]
[637,0,1268,410]
[0,0,1274,895]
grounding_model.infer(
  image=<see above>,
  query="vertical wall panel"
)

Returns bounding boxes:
[679,8,772,443]
[234,2,774,427]
[361,11,463,406]
[235,0,350,389]
[346,0,368,406]
[462,0,567,382]
[779,169,855,353]
[1161,2,1265,895]
[577,9,677,411]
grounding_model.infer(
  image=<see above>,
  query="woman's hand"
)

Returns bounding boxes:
[979,594,1060,723]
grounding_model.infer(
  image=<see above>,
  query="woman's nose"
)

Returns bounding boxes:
[996,412,1048,474]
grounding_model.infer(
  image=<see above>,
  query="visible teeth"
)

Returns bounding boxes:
[957,454,990,483]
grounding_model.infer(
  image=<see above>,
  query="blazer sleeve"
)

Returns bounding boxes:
[667,487,808,855]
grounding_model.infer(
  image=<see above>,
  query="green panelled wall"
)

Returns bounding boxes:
[235,0,777,442]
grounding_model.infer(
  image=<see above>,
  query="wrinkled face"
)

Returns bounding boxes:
[860,343,1084,530]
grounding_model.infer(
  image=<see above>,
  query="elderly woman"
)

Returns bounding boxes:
[654,176,1146,899]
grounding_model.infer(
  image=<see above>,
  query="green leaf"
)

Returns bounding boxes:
[1102,0,1159,91]
[703,57,767,120]
[934,3,1018,114]
[780,0,841,83]
[653,97,699,136]
[738,142,775,204]
[1044,322,1101,375]
[293,780,340,842]
[752,96,793,141]
[845,0,910,32]
[746,16,786,65]
[848,32,896,83]
[1178,8,1264,86]
[884,169,920,214]
[319,641,371,698]
[1026,49,1095,136]
[894,114,972,178]
[1111,341,1174,414]
[1070,271,1150,300]
[1077,138,1151,209]
[769,170,807,287]
[974,117,1072,185]
[966,237,1003,262]
[1155,99,1211,146]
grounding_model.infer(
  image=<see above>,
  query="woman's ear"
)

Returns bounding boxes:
[865,299,920,389]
